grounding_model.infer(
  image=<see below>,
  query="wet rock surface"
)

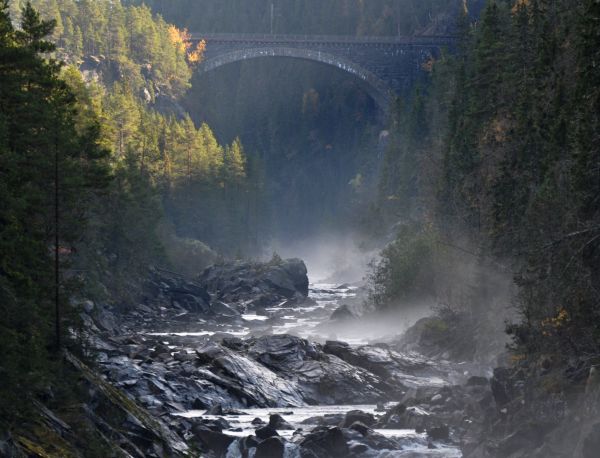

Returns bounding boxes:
[198,258,310,307]
[75,259,494,457]
[10,259,593,457]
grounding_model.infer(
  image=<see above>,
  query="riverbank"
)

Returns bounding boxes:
[7,258,596,457]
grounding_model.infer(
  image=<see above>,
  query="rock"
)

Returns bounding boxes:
[263,267,299,298]
[205,403,224,415]
[192,426,236,455]
[491,367,512,407]
[378,403,407,425]
[222,337,246,351]
[173,351,195,363]
[427,425,450,442]
[242,435,259,452]
[330,304,356,321]
[148,269,211,313]
[323,340,448,391]
[299,427,349,458]
[82,300,94,313]
[269,413,294,430]
[349,442,370,454]
[349,421,370,436]
[340,410,376,428]
[467,376,489,386]
[278,258,309,296]
[255,436,286,458]
[301,414,345,426]
[497,427,541,457]
[430,394,443,403]
[252,417,266,426]
[195,341,305,407]
[210,301,241,317]
[246,335,394,404]
[141,87,152,103]
[65,353,189,457]
[199,259,309,307]
[342,426,400,451]
[377,404,436,431]
[256,425,279,440]
[195,417,231,433]
[192,398,208,410]
[223,408,245,416]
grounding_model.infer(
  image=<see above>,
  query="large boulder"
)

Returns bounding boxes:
[299,427,349,458]
[340,410,376,428]
[255,436,286,458]
[255,425,279,440]
[195,341,305,407]
[246,335,397,404]
[192,426,235,455]
[323,340,450,390]
[330,304,357,321]
[146,269,211,313]
[278,258,309,296]
[269,414,294,430]
[198,259,309,307]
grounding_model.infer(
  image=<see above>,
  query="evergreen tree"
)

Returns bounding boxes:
[0,0,109,418]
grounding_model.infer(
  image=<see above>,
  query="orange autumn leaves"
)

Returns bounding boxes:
[168,25,206,64]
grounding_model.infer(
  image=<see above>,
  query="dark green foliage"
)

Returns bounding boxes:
[123,0,463,36]
[0,0,109,422]
[375,0,600,364]
[368,223,439,309]
[13,0,192,98]
[17,0,265,260]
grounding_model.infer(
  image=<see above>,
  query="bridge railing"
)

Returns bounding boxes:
[189,32,455,46]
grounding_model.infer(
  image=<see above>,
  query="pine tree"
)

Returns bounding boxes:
[0,0,109,417]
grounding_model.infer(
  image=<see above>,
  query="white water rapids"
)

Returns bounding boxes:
[150,283,463,457]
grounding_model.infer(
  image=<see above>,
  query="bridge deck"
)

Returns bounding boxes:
[190,32,455,46]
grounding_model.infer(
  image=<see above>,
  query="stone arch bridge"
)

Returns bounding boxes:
[190,33,454,110]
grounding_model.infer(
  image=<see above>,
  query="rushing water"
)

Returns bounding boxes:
[159,283,463,457]
[179,405,462,457]
[148,283,364,342]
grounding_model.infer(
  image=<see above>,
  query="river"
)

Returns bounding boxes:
[144,282,463,457]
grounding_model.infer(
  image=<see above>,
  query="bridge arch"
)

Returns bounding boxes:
[196,47,394,111]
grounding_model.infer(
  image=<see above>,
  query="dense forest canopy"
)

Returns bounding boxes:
[372,0,600,365]
[125,0,478,36]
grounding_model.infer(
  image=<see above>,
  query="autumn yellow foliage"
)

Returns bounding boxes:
[168,26,205,64]
[512,0,530,14]
[168,25,189,53]
[541,308,570,336]
[188,39,206,64]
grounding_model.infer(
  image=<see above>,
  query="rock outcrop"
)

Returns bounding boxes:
[198,258,310,307]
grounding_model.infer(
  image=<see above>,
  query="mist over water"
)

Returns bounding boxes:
[269,231,380,284]
[261,231,440,346]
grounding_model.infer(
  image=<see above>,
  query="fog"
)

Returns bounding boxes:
[314,301,436,345]
[267,231,381,284]
[265,230,517,364]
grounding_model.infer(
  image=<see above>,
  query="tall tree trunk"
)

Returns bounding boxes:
[54,127,61,351]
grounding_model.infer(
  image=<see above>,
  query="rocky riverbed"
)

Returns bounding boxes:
[68,258,512,457]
